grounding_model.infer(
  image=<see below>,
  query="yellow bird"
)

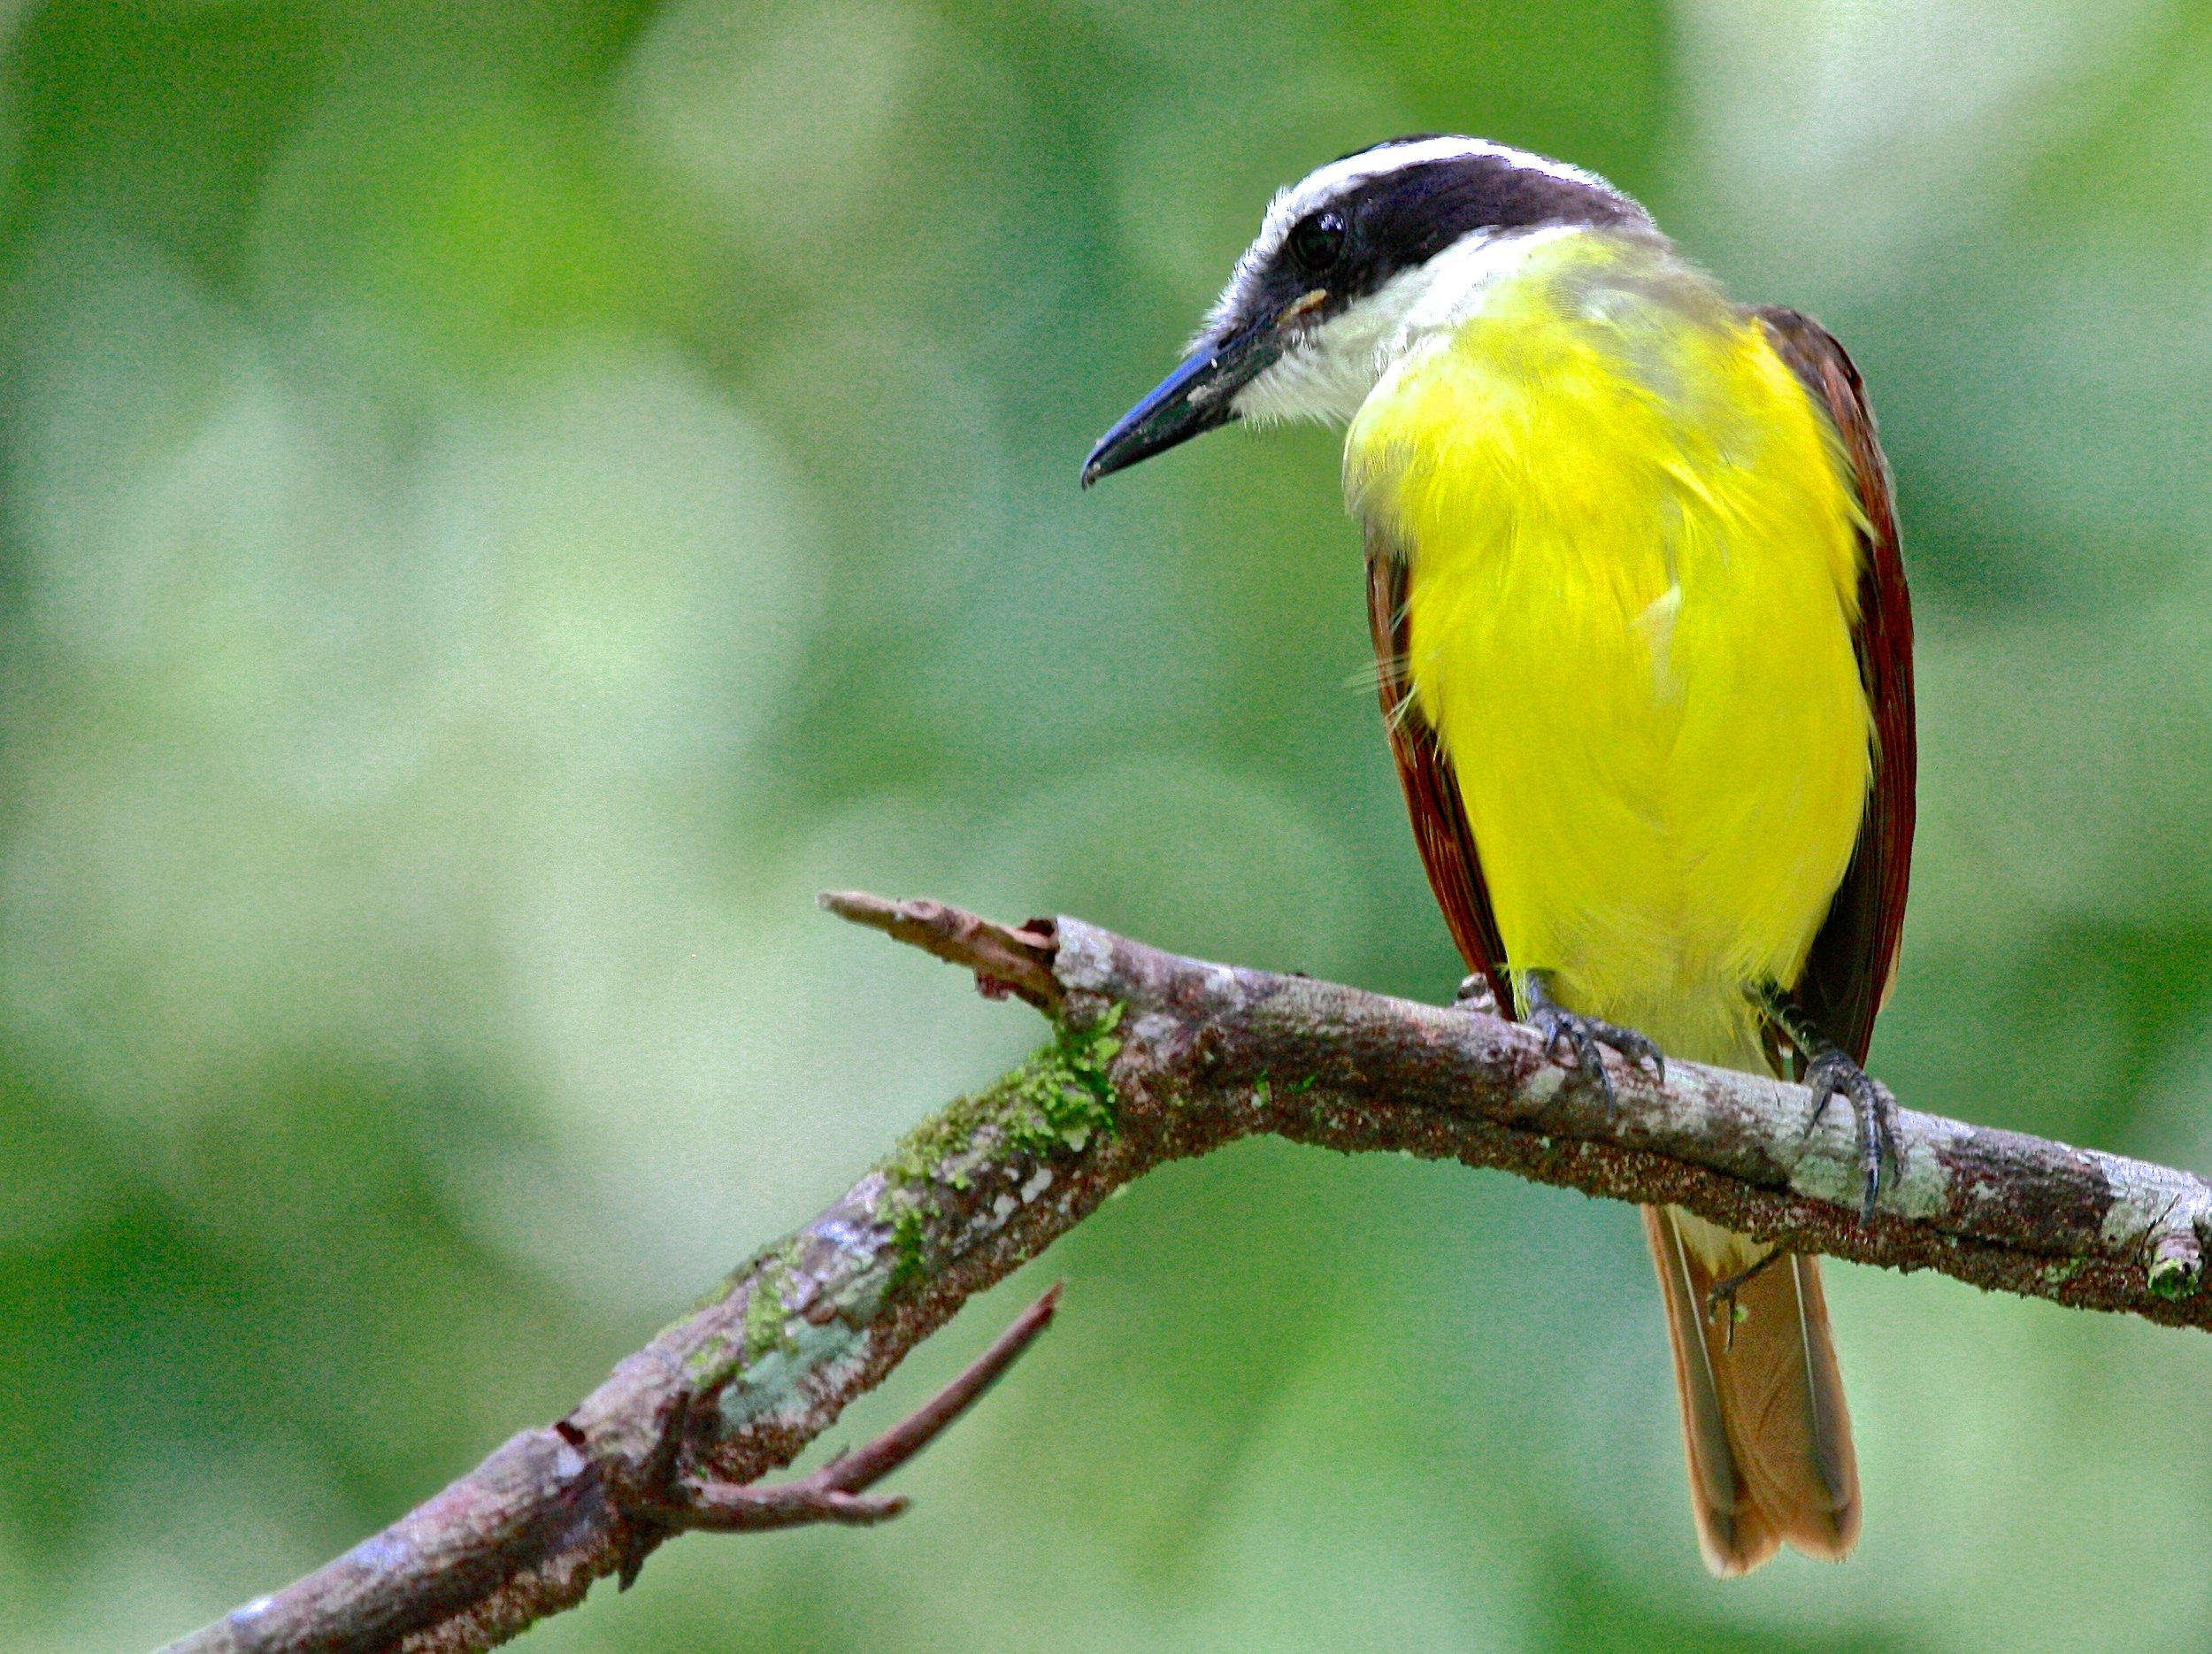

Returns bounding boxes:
[1083,135,1914,1575]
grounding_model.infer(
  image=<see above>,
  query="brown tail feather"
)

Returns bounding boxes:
[1643,1204,1860,1576]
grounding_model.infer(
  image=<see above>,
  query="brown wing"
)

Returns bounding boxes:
[1754,307,1916,1068]
[1365,527,1514,1013]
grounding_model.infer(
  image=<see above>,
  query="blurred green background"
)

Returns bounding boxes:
[2,1,2210,1649]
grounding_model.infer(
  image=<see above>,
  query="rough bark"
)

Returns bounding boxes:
[154,894,2212,1654]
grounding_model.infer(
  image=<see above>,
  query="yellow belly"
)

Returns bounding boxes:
[1347,234,1870,1069]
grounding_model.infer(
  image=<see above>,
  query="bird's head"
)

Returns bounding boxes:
[1080,135,1649,486]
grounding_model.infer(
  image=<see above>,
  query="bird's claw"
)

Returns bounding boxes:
[1702,1248,1786,1350]
[1801,1050,1900,1223]
[1527,1006,1664,1102]
[1452,973,1500,1015]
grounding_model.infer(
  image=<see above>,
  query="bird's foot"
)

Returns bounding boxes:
[1703,1248,1786,1350]
[1801,1049,1900,1223]
[1524,975,1663,1102]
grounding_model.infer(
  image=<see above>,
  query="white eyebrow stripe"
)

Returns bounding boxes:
[1259,138,1617,253]
[1198,135,1627,345]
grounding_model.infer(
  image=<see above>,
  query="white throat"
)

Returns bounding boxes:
[1230,225,1587,428]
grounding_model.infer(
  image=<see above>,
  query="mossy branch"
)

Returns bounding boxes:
[154,894,2212,1654]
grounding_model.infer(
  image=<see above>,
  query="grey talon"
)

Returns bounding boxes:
[1525,973,1665,1104]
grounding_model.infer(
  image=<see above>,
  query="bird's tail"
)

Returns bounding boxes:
[1643,1204,1860,1575]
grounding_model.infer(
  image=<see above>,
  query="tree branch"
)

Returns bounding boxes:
[155,895,2212,1654]
[625,1283,1060,1553]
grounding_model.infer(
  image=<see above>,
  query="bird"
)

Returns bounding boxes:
[1080,135,1914,1575]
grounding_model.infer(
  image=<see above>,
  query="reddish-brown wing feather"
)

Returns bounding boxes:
[1754,307,1916,1067]
[1365,533,1514,1012]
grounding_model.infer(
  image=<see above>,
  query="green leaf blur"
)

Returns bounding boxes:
[1,2,2207,1650]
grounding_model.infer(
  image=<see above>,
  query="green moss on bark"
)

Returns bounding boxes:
[868,1005,1125,1291]
[882,1006,1122,1192]
[743,1244,803,1363]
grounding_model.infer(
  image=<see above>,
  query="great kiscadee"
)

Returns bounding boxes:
[1082,135,1915,1575]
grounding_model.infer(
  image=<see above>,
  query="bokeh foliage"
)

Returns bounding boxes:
[1,1,2209,1650]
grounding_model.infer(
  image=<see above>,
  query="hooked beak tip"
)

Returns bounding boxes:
[1079,432,1137,489]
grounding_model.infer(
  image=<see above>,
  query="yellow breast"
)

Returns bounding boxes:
[1346,232,1870,1067]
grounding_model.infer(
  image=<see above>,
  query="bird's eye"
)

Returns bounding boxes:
[1287,210,1347,273]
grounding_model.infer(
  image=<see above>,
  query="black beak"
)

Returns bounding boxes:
[1080,321,1286,487]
